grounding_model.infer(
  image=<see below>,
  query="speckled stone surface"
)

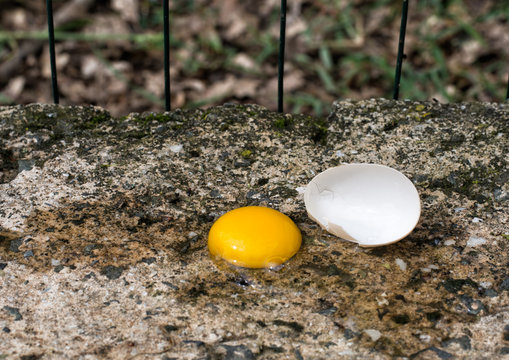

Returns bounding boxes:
[0,100,507,359]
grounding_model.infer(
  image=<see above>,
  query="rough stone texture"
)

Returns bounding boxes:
[0,99,507,359]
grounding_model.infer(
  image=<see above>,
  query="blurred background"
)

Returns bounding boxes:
[0,0,508,117]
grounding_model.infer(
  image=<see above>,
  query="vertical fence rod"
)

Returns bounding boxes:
[46,0,59,104]
[163,0,171,111]
[506,72,509,100]
[277,0,287,113]
[393,0,409,100]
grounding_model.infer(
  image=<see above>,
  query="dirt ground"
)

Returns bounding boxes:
[0,0,508,117]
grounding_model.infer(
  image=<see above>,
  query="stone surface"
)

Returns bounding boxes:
[0,99,508,359]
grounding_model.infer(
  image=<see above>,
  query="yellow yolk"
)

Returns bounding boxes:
[208,206,302,269]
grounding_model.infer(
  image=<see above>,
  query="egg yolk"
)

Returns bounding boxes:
[208,206,302,269]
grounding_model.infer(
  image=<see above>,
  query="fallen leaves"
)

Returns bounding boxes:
[0,0,507,116]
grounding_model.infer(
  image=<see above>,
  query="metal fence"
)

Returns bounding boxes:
[44,0,509,113]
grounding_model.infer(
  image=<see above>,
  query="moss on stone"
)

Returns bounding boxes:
[239,149,253,159]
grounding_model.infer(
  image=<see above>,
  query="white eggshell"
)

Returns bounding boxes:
[304,164,420,247]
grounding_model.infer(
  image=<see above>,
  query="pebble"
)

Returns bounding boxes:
[472,217,482,223]
[395,258,407,271]
[467,236,486,247]
[295,186,306,194]
[170,144,183,153]
[51,259,61,266]
[3,306,22,321]
[444,239,456,246]
[420,334,431,343]
[9,238,23,253]
[364,329,381,342]
[479,281,492,289]
[101,265,124,280]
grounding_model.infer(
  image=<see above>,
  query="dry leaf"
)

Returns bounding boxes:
[112,0,139,23]
[232,53,260,73]
[3,76,25,99]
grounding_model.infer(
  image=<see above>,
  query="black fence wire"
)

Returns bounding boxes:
[393,0,409,101]
[45,1,509,112]
[277,0,287,113]
[163,0,171,111]
[46,0,59,105]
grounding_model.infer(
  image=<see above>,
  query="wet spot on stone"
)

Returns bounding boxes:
[326,264,343,276]
[426,311,442,322]
[54,265,64,273]
[504,325,509,341]
[394,294,407,302]
[2,327,10,333]
[482,288,498,298]
[186,283,208,298]
[268,186,298,199]
[231,275,251,287]
[441,278,478,293]
[83,244,101,256]
[262,345,285,354]
[0,263,7,270]
[209,189,222,198]
[162,325,179,333]
[273,319,304,333]
[0,196,183,273]
[344,328,357,340]
[101,265,123,280]
[294,348,304,360]
[257,178,269,186]
[318,306,337,316]
[183,340,205,348]
[18,159,35,172]
[82,272,95,281]
[367,247,388,257]
[20,355,43,360]
[377,308,389,320]
[459,294,486,315]
[0,147,18,183]
[441,335,471,350]
[499,277,509,291]
[9,238,23,253]
[220,344,254,360]
[441,134,466,150]
[162,281,178,290]
[141,257,156,265]
[3,306,22,321]
[410,346,453,359]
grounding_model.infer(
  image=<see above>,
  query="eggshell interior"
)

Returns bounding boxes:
[304,164,421,247]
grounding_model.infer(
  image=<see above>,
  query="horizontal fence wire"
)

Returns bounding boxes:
[507,73,509,100]
[393,0,409,100]
[46,0,59,104]
[43,1,508,111]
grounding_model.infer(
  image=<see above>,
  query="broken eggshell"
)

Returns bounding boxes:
[304,164,420,247]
